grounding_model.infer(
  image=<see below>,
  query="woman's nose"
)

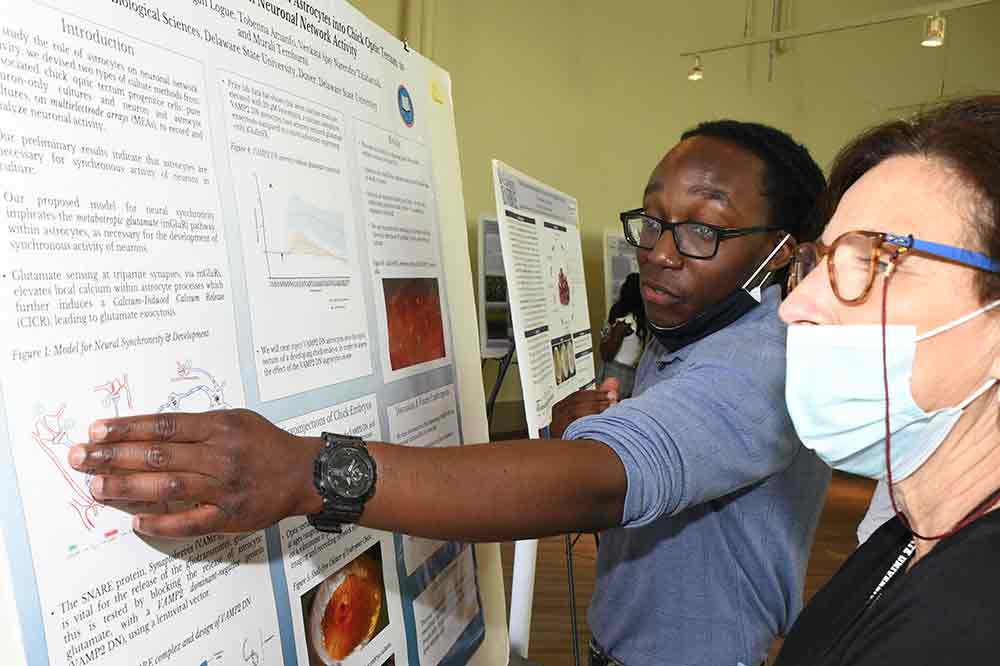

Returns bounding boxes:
[780,258,838,325]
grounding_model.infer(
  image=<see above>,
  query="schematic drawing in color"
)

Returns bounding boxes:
[158,361,231,412]
[31,404,101,530]
[93,374,134,418]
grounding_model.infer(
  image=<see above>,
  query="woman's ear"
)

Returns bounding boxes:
[766,234,797,272]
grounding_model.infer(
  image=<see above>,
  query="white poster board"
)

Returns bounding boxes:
[0,1,506,665]
[490,162,594,658]
[476,217,511,359]
[490,161,595,437]
[604,231,640,313]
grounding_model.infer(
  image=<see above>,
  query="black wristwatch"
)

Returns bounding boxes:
[307,432,377,533]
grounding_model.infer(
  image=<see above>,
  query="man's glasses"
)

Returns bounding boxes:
[788,230,1000,303]
[620,209,782,259]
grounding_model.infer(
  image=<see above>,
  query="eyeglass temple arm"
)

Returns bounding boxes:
[885,233,1000,273]
[721,226,783,237]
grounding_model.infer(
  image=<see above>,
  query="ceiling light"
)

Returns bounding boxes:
[688,55,704,81]
[921,13,946,47]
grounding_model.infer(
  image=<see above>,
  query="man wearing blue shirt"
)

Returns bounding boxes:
[71,120,831,666]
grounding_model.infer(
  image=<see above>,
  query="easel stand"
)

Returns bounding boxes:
[485,340,516,429]
[485,349,583,666]
[565,533,582,666]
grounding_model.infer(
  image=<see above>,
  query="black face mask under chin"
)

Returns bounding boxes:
[647,234,791,354]
[648,288,760,353]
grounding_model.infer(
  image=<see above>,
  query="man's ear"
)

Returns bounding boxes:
[767,234,797,272]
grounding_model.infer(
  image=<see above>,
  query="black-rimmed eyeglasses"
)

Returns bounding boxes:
[620,209,782,259]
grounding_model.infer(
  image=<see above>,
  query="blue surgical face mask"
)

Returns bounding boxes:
[785,300,1000,480]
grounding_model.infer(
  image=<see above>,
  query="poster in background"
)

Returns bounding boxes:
[490,161,595,436]
[604,231,639,315]
[0,1,487,665]
[476,216,511,359]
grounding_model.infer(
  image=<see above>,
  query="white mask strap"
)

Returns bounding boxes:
[915,299,1000,342]
[741,234,792,302]
[957,378,999,410]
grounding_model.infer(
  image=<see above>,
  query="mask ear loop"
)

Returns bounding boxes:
[881,256,1000,542]
[742,234,792,302]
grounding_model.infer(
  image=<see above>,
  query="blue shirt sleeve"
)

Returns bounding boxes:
[564,356,799,528]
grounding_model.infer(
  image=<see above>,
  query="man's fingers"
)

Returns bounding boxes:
[569,396,613,411]
[133,504,227,539]
[91,472,221,504]
[68,441,222,475]
[561,391,610,408]
[89,411,220,444]
[101,500,170,515]
[599,377,621,402]
[569,401,612,420]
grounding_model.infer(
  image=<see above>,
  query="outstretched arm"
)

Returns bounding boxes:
[69,409,626,541]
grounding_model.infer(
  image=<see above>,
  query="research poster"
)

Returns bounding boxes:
[490,161,595,435]
[0,1,486,665]
[476,216,510,359]
[603,231,638,314]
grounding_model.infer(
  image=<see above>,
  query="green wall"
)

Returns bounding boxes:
[350,0,1000,403]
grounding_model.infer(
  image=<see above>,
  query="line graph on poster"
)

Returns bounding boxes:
[158,361,231,412]
[253,172,354,281]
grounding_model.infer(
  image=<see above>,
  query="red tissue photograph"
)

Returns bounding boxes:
[301,543,390,665]
[383,277,447,371]
[557,268,570,306]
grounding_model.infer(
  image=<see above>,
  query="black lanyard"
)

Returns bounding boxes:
[866,538,917,607]
[823,538,917,660]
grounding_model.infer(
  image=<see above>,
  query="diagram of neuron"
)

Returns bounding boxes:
[93,374,134,417]
[29,364,226,532]
[31,404,102,530]
[253,174,352,280]
[158,361,231,412]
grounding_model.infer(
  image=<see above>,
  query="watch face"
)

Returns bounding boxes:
[325,446,374,499]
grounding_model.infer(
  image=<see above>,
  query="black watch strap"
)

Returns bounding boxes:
[307,432,375,533]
